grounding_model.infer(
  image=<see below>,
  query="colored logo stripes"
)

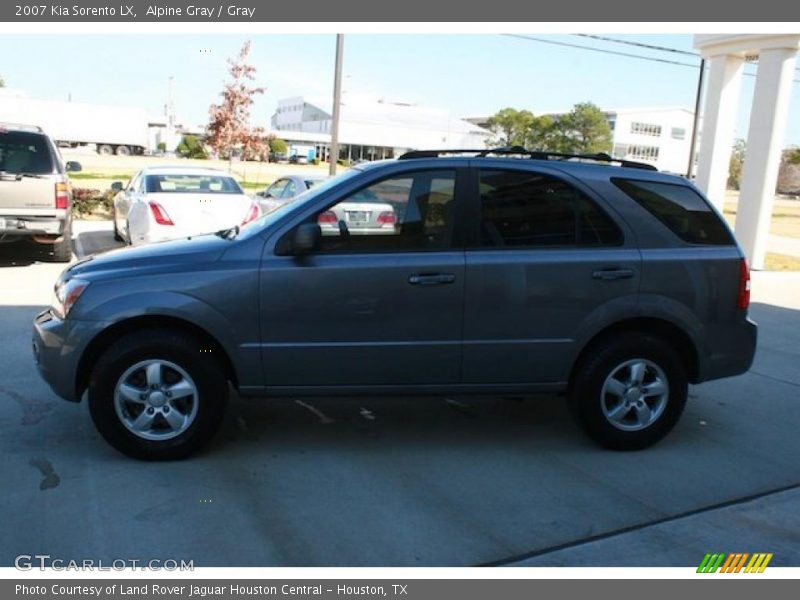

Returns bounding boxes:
[697,553,773,573]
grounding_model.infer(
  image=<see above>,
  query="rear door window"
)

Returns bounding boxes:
[478,169,623,247]
[0,131,54,175]
[613,178,734,245]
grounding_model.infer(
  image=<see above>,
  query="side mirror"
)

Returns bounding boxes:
[110,181,124,192]
[65,161,82,173]
[292,223,321,255]
[255,190,266,198]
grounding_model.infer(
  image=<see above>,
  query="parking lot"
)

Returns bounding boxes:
[1,221,799,567]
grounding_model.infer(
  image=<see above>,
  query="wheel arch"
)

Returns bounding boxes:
[569,317,700,387]
[75,315,239,400]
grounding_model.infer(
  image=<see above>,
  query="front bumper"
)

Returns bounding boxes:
[32,310,108,402]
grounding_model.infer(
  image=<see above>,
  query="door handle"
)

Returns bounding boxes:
[592,268,635,281]
[408,273,456,285]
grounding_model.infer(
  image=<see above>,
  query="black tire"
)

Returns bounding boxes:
[112,209,123,241]
[97,144,114,156]
[115,145,131,156]
[568,332,688,450]
[88,329,228,460]
[50,224,73,262]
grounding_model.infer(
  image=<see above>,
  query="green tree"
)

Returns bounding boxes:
[728,139,746,190]
[269,138,288,155]
[553,102,612,154]
[786,147,800,165]
[176,135,208,159]
[0,75,5,87]
[487,108,535,147]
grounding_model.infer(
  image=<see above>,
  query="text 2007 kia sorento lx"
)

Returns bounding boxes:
[32,149,757,460]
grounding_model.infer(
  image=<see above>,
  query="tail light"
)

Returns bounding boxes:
[317,210,337,225]
[55,182,69,209]
[737,258,751,310]
[149,201,174,226]
[241,202,261,226]
[376,211,396,226]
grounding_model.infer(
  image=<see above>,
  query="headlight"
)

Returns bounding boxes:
[52,278,90,319]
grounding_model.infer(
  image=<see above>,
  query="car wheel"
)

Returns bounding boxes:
[568,332,688,450]
[112,209,123,242]
[50,223,73,262]
[88,329,228,460]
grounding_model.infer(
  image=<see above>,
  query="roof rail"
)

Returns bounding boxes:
[398,146,658,171]
[0,122,44,133]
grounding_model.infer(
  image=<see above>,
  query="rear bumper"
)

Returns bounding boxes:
[697,316,758,382]
[0,215,66,237]
[32,310,108,402]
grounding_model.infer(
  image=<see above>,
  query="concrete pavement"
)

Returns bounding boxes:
[0,221,798,567]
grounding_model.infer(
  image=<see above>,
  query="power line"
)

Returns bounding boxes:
[502,34,800,84]
[574,33,699,57]
[573,33,800,73]
[502,34,699,68]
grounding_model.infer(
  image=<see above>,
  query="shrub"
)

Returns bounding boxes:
[157,142,167,152]
[71,188,115,218]
[269,138,288,155]
[176,135,208,159]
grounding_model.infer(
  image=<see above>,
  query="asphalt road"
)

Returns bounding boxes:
[1,223,799,567]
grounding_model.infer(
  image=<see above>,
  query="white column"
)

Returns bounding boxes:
[736,47,798,270]
[694,54,745,211]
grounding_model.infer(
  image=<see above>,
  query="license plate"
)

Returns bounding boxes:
[346,211,368,223]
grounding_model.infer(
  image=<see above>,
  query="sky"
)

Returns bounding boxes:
[1,33,798,145]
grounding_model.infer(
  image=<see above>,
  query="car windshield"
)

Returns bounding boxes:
[304,178,326,189]
[237,168,363,239]
[0,131,54,175]
[144,174,243,194]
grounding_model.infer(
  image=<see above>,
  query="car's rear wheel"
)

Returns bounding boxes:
[50,224,73,262]
[568,333,687,450]
[88,329,228,460]
[112,208,123,241]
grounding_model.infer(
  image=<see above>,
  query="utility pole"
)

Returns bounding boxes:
[329,34,344,176]
[687,58,706,179]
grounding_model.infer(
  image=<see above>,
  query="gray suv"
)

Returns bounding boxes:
[32,149,757,459]
[1,123,81,261]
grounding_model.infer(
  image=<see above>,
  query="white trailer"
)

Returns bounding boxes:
[0,94,150,156]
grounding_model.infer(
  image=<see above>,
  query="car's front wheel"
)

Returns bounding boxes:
[88,329,228,460]
[568,333,688,450]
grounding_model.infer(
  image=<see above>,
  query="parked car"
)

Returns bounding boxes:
[257,174,327,201]
[111,166,259,246]
[33,148,757,459]
[0,123,81,262]
[255,174,328,215]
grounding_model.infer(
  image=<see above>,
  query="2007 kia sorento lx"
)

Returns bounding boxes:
[32,149,757,460]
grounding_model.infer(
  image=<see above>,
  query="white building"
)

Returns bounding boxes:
[605,107,695,174]
[270,95,491,162]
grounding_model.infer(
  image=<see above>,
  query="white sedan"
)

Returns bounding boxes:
[112,167,260,246]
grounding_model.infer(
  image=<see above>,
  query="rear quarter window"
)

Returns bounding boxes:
[613,178,734,245]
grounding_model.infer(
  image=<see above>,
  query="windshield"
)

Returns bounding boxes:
[304,178,326,189]
[237,168,362,240]
[0,131,54,175]
[144,174,244,194]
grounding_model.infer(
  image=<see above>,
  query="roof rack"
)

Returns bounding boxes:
[398,146,657,171]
